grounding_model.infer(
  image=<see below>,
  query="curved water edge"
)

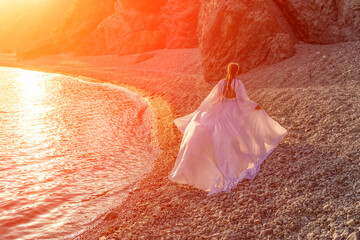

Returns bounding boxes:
[0,67,161,239]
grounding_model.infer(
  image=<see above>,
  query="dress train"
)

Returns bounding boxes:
[169,79,287,194]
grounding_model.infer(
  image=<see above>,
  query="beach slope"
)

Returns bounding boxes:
[1,42,359,239]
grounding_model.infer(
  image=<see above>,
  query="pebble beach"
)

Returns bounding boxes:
[1,41,359,240]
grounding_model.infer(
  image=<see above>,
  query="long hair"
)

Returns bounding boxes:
[223,62,239,96]
[225,62,239,81]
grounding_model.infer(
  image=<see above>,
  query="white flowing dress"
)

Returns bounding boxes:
[168,78,287,195]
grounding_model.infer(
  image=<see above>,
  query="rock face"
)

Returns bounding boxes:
[54,0,360,78]
[160,0,201,48]
[77,1,166,56]
[198,0,296,82]
[0,0,73,54]
[53,0,116,52]
[16,38,60,61]
[119,0,167,13]
[77,0,200,56]
[337,0,360,40]
[77,6,165,56]
[273,0,360,43]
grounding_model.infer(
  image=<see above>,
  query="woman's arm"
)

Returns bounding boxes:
[235,80,258,110]
[198,81,223,110]
[174,81,223,133]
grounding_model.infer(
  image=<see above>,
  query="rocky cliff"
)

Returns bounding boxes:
[198,0,296,82]
[53,0,116,52]
[0,0,73,53]
[273,0,360,43]
[198,0,360,81]
[76,0,166,56]
[49,0,360,79]
[75,0,200,56]
[160,0,200,49]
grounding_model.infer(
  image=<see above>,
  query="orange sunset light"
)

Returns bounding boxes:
[0,0,359,239]
[0,0,73,54]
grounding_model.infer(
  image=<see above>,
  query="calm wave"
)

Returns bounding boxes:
[0,67,159,239]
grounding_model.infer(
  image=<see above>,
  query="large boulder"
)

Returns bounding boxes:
[75,28,107,56]
[77,5,165,56]
[53,0,116,52]
[119,0,167,13]
[117,29,166,55]
[78,0,200,55]
[160,0,201,48]
[198,0,296,82]
[273,0,360,43]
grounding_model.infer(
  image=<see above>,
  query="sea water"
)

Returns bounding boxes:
[0,67,159,239]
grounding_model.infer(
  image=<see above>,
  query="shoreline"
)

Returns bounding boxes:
[0,48,206,239]
[0,59,181,236]
[1,42,359,239]
[0,66,162,240]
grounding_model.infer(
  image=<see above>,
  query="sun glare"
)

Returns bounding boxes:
[0,0,44,8]
[16,70,47,101]
[0,0,45,4]
[14,70,50,145]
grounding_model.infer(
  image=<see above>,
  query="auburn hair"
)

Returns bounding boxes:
[223,62,239,96]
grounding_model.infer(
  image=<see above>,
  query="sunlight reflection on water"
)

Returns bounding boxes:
[0,67,159,239]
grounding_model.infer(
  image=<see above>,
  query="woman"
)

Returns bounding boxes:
[168,63,287,195]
